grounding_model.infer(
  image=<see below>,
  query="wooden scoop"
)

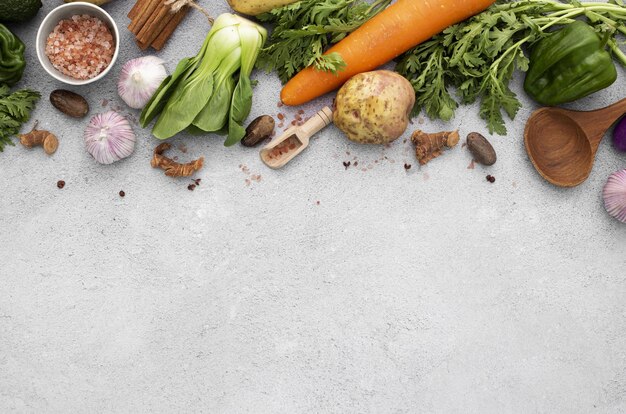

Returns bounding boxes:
[524,98,626,187]
[260,107,333,169]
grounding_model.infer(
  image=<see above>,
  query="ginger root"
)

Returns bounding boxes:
[411,129,459,165]
[19,125,59,155]
[151,142,204,177]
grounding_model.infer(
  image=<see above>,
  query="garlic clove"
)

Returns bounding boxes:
[603,169,626,223]
[118,56,167,109]
[85,111,136,164]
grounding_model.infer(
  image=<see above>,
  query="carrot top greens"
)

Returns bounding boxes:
[256,0,391,83]
[396,0,626,135]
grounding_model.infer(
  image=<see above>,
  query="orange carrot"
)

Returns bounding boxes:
[280,0,496,106]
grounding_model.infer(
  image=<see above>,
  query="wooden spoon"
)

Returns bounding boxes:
[524,98,626,187]
[260,107,333,169]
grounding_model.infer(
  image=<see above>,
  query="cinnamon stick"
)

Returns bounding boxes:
[128,0,147,20]
[136,0,166,41]
[136,39,150,50]
[151,6,189,50]
[129,0,161,34]
[139,5,176,46]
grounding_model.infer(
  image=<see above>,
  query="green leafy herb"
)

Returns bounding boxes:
[396,0,626,135]
[0,84,40,152]
[257,0,391,83]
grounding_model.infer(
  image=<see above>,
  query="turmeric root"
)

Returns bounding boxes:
[411,129,459,165]
[19,124,59,155]
[151,142,204,177]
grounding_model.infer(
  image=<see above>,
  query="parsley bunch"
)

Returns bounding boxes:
[256,0,391,83]
[396,0,626,135]
[0,84,40,152]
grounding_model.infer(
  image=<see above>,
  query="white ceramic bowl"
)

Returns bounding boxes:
[36,2,119,86]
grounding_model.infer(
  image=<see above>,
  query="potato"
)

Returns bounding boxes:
[333,70,415,145]
[227,0,299,16]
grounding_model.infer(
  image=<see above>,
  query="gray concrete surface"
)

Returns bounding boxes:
[1,1,626,413]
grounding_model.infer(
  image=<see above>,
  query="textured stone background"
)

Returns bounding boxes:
[1,1,625,413]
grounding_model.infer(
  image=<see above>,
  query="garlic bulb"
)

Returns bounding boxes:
[85,111,135,164]
[603,169,626,223]
[118,56,167,109]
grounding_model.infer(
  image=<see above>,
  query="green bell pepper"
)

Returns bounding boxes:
[524,21,617,106]
[0,24,26,87]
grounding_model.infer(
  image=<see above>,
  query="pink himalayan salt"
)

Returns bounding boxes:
[45,14,114,80]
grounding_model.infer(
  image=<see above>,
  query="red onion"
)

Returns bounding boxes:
[613,116,626,152]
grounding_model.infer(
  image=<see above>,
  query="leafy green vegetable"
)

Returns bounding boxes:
[257,0,391,83]
[140,13,266,146]
[140,57,196,128]
[0,84,39,152]
[225,20,265,146]
[193,54,238,133]
[396,0,626,135]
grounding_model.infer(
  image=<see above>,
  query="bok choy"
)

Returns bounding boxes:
[140,14,267,146]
